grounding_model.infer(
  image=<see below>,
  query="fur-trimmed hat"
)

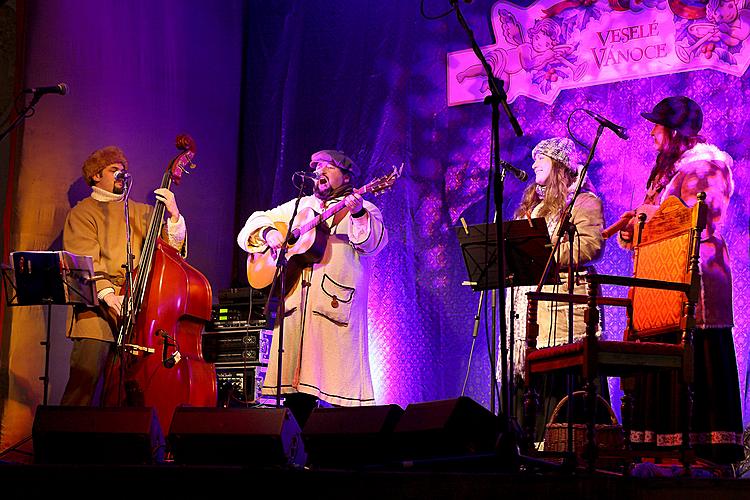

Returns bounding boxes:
[309,149,359,177]
[641,96,703,136]
[532,137,578,172]
[82,146,128,186]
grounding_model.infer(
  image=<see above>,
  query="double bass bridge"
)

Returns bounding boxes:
[123,343,155,355]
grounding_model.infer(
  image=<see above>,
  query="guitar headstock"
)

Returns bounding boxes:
[168,134,197,185]
[361,163,404,196]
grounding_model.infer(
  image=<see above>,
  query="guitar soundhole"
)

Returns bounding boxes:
[288,234,299,246]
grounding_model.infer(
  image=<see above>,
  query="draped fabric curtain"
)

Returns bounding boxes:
[239,0,750,418]
[3,0,749,452]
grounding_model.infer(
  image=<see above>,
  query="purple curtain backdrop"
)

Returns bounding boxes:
[3,1,748,447]
[239,0,750,422]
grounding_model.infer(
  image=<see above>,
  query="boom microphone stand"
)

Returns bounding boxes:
[0,94,42,144]
[116,174,135,347]
[0,86,67,144]
[449,0,526,467]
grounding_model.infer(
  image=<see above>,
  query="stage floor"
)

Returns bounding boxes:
[4,402,749,499]
[0,454,750,500]
[2,457,749,499]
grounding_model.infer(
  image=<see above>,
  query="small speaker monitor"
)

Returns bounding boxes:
[32,406,165,464]
[168,406,306,467]
[393,397,499,461]
[302,404,404,468]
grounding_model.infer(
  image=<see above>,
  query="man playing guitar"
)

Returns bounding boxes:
[236,150,389,426]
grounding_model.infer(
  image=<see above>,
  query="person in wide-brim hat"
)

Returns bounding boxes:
[619,95,742,465]
[640,95,703,137]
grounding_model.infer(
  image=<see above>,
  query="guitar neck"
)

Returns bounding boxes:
[293,188,364,239]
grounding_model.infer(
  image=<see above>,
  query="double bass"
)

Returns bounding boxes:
[104,135,216,432]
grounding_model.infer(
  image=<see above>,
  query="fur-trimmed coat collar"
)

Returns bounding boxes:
[674,142,735,198]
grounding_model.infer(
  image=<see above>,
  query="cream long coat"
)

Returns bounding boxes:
[659,143,734,328]
[617,142,735,328]
[237,194,387,406]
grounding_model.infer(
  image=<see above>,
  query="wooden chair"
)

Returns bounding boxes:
[522,193,707,472]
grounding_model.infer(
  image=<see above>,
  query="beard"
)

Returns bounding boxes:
[313,173,354,201]
[313,179,333,200]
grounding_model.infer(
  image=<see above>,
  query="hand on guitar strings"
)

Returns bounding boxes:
[616,209,637,242]
[263,228,285,255]
[344,193,364,215]
[612,204,659,242]
[264,228,285,249]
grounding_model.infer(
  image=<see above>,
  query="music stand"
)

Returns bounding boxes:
[456,218,558,290]
[456,218,558,434]
[4,251,97,405]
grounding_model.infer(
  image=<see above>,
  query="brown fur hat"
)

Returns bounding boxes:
[82,146,128,185]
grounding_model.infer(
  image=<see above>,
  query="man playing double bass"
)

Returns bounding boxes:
[61,146,186,406]
[237,150,388,427]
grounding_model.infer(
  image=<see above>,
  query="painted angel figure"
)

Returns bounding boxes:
[675,0,750,62]
[455,11,587,95]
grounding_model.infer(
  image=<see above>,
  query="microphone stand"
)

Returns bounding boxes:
[268,179,307,408]
[0,93,42,144]
[533,124,605,456]
[534,124,604,294]
[106,176,135,407]
[116,176,135,347]
[449,1,527,469]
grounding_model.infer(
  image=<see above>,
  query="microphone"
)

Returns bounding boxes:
[114,170,131,181]
[293,170,317,178]
[499,160,528,182]
[292,171,319,183]
[583,110,629,140]
[160,331,179,368]
[23,83,68,96]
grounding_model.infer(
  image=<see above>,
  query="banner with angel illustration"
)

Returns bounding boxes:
[447,0,750,105]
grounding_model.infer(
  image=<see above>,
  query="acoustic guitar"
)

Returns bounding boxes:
[246,165,402,292]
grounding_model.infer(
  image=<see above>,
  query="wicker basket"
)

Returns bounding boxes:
[543,391,624,454]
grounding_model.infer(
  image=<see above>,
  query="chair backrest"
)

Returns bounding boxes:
[627,194,707,341]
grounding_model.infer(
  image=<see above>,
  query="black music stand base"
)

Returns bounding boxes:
[40,299,53,406]
[456,219,567,472]
[0,301,54,462]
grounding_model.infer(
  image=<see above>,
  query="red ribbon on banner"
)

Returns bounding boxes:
[668,0,707,19]
[543,0,598,17]
[607,0,706,16]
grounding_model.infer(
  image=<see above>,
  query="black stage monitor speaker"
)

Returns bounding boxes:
[32,406,165,464]
[168,407,306,467]
[393,397,499,462]
[302,404,404,468]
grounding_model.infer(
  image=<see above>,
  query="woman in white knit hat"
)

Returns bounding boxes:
[504,136,607,444]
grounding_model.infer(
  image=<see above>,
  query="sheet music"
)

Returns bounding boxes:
[9,251,97,306]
